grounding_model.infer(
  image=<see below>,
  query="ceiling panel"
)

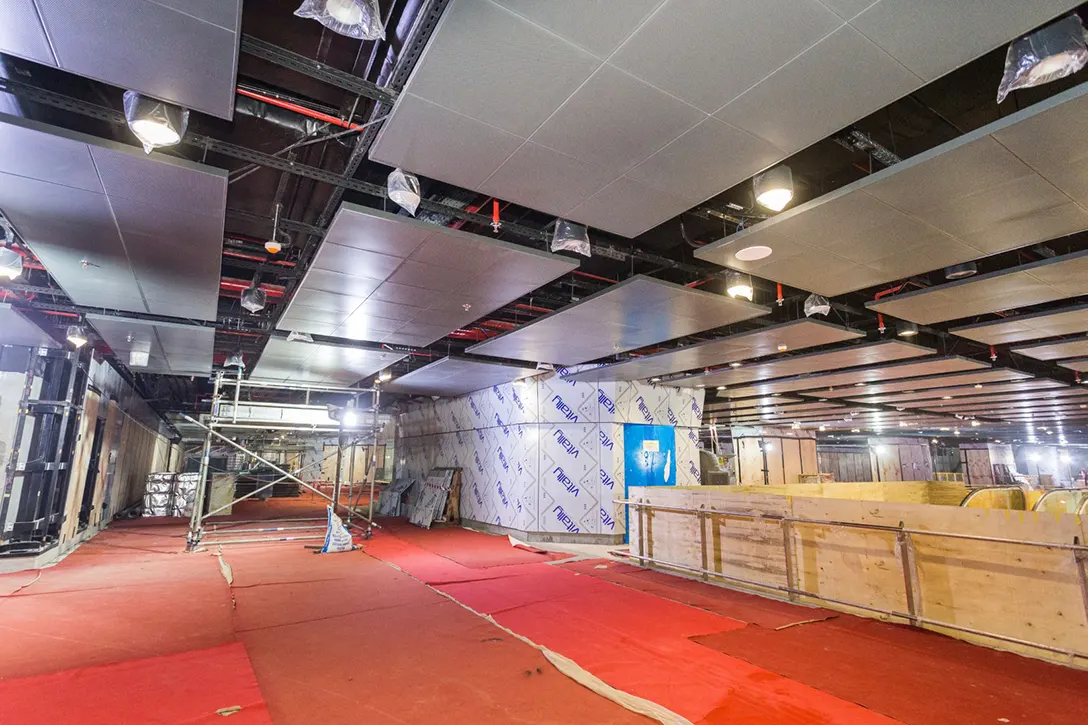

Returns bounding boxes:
[868,250,1088,324]
[87,314,213,376]
[564,319,863,383]
[951,304,1088,345]
[277,203,578,347]
[697,81,1088,296]
[0,0,241,119]
[820,369,1033,399]
[0,113,226,320]
[251,338,407,386]
[385,356,538,397]
[0,303,57,348]
[667,339,932,389]
[847,377,1058,405]
[718,356,991,399]
[372,0,1075,238]
[911,392,1088,414]
[466,275,768,364]
[1012,336,1088,361]
[1059,358,1088,373]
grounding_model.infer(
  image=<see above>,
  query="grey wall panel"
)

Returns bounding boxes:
[951,304,1088,345]
[466,275,769,365]
[372,0,1076,238]
[868,250,1088,324]
[697,81,1088,296]
[0,114,226,321]
[0,0,242,119]
[386,357,538,397]
[277,203,578,348]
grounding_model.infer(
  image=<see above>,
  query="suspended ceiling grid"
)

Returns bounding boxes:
[385,356,538,397]
[561,319,862,383]
[1012,336,1088,361]
[250,338,407,386]
[667,339,932,389]
[819,369,1034,400]
[466,275,769,365]
[950,303,1088,345]
[868,249,1088,324]
[0,113,227,321]
[371,0,1077,238]
[87,314,214,376]
[0,303,57,348]
[0,0,241,119]
[716,356,992,399]
[696,80,1088,296]
[277,203,578,347]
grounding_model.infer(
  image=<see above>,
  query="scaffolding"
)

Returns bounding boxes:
[181,371,386,551]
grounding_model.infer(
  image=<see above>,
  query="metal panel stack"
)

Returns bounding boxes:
[142,472,201,517]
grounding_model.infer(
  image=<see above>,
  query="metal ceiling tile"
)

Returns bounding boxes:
[716,355,989,399]
[478,142,616,219]
[951,304,1088,345]
[715,25,920,152]
[842,375,1048,404]
[904,387,1087,411]
[850,0,1080,81]
[468,275,768,364]
[0,1,56,66]
[386,356,539,397]
[564,319,863,382]
[1060,358,1088,373]
[565,175,693,239]
[626,117,784,203]
[1013,337,1088,361]
[87,314,213,376]
[0,115,100,192]
[28,0,240,119]
[610,0,842,113]
[0,303,57,348]
[696,82,1088,296]
[406,0,600,137]
[252,338,407,386]
[868,250,1088,324]
[531,63,704,173]
[492,0,662,58]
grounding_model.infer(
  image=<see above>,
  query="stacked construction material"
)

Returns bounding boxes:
[142,472,201,517]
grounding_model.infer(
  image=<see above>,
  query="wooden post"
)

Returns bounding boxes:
[781,518,797,601]
[1075,536,1088,627]
[698,505,709,581]
[897,522,921,626]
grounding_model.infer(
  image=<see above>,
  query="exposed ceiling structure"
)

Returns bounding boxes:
[0,0,1085,445]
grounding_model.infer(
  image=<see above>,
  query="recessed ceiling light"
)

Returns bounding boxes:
[942,396,952,400]
[777,343,788,352]
[735,245,773,262]
[974,384,983,389]
[716,385,726,391]
[729,361,742,368]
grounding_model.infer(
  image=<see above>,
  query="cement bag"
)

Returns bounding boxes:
[320,505,355,553]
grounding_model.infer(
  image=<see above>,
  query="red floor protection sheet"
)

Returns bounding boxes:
[370,528,901,724]
[693,615,1088,725]
[376,518,572,568]
[0,642,272,725]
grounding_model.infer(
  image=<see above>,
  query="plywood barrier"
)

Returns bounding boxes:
[628,485,1088,667]
[709,480,969,506]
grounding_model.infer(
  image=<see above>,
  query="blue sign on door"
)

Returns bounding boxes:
[622,424,676,542]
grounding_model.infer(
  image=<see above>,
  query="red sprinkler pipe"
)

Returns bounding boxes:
[235,88,370,131]
[574,271,618,284]
[491,200,501,232]
[776,282,783,306]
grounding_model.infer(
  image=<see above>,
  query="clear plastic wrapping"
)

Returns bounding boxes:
[387,168,421,216]
[294,0,386,41]
[804,293,830,318]
[123,91,189,154]
[997,14,1088,103]
[550,219,592,257]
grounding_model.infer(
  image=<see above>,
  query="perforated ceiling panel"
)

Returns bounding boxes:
[697,81,1088,296]
[1011,336,1088,361]
[846,377,1056,405]
[87,314,213,376]
[0,114,226,321]
[251,338,407,386]
[372,0,1077,238]
[466,275,768,364]
[950,304,1088,345]
[0,303,57,348]
[820,368,1033,399]
[868,250,1088,324]
[277,203,578,347]
[385,357,538,397]
[717,356,991,399]
[667,339,932,389]
[562,319,861,382]
[1059,358,1088,373]
[0,0,241,119]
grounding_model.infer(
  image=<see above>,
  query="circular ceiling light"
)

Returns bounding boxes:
[734,245,772,262]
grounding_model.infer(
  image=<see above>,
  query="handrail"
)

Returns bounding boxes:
[1032,488,1088,513]
[613,498,1088,662]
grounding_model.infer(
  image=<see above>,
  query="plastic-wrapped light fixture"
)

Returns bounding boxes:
[803,293,830,317]
[945,261,977,280]
[129,349,150,367]
[123,91,188,154]
[550,219,592,257]
[66,325,88,348]
[286,331,313,343]
[725,270,753,301]
[240,285,267,313]
[0,245,23,280]
[295,0,386,40]
[997,14,1088,103]
[225,352,245,369]
[897,321,919,337]
[753,165,793,212]
[387,168,421,216]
